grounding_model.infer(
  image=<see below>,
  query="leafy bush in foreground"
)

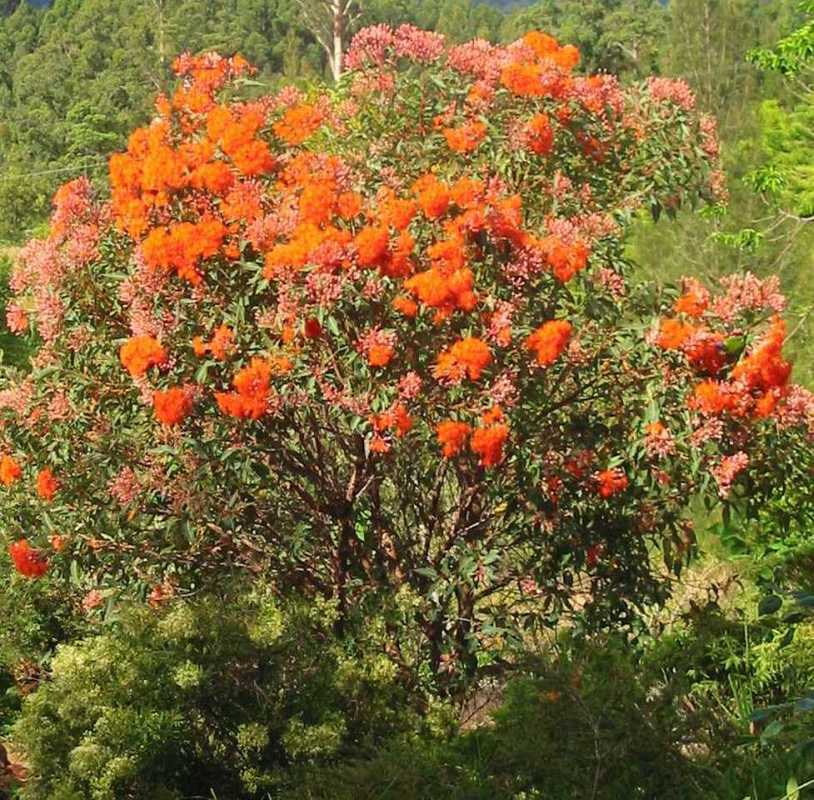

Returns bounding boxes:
[13,588,412,800]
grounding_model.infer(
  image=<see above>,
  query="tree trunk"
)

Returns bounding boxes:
[331,0,344,82]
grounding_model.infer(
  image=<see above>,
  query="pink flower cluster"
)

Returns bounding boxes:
[398,371,422,400]
[699,115,721,158]
[645,423,676,459]
[775,385,814,438]
[447,39,507,82]
[690,417,724,447]
[710,273,786,322]
[712,451,749,498]
[647,77,696,111]
[109,467,142,506]
[0,378,34,417]
[594,267,626,299]
[5,303,28,333]
[12,238,62,293]
[345,24,445,70]
[356,327,396,360]
[572,75,624,119]
[488,371,519,407]
[8,177,107,344]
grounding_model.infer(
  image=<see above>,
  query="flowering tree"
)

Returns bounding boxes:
[2,27,812,689]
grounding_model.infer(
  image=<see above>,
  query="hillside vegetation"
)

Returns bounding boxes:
[0,2,813,799]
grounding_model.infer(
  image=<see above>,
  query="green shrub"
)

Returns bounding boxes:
[286,636,708,800]
[285,625,814,800]
[13,587,414,800]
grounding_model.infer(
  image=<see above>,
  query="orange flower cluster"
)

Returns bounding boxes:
[373,404,413,437]
[540,236,590,283]
[153,388,194,426]
[261,155,360,279]
[674,282,709,317]
[193,325,235,360]
[265,223,351,277]
[501,62,550,98]
[500,33,579,98]
[378,190,417,231]
[371,404,414,452]
[110,54,274,282]
[657,319,726,374]
[0,455,21,486]
[120,335,167,377]
[443,120,487,154]
[471,424,509,467]
[405,259,476,320]
[690,381,739,416]
[206,105,276,176]
[368,344,394,367]
[436,408,509,468]
[526,320,572,367]
[683,333,727,375]
[36,468,59,502]
[216,358,275,420]
[525,113,554,156]
[657,319,694,350]
[524,32,580,70]
[170,53,252,115]
[392,296,418,317]
[436,420,471,457]
[141,217,228,285]
[355,225,390,268]
[471,407,509,467]
[731,318,791,395]
[401,178,523,319]
[596,468,628,498]
[665,312,793,419]
[272,104,325,146]
[9,539,49,579]
[434,337,492,383]
[414,174,451,220]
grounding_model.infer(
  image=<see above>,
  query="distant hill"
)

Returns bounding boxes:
[6,0,540,13]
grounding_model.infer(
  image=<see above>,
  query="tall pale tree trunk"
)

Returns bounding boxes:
[296,0,361,82]
[331,0,344,82]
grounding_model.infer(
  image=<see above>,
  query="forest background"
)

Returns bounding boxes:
[0,1,814,799]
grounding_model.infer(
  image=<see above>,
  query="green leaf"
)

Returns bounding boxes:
[758,595,782,616]
[761,719,785,741]
[414,567,438,580]
[750,706,779,722]
[69,559,81,586]
[786,775,799,800]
